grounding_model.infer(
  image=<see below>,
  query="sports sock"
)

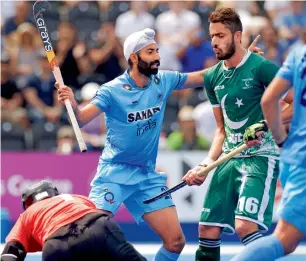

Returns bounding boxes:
[152,246,180,261]
[231,235,285,261]
[241,231,263,245]
[195,238,221,261]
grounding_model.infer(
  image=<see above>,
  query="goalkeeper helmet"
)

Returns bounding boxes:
[22,180,59,210]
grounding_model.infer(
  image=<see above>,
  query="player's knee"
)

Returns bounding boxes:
[235,219,259,239]
[163,233,185,253]
[198,225,221,239]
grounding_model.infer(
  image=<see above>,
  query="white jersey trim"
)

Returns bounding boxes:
[222,50,252,70]
[258,157,276,223]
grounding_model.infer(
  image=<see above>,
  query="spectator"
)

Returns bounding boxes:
[2,2,30,36]
[1,53,30,130]
[23,50,63,124]
[155,1,201,71]
[56,125,76,154]
[164,87,205,134]
[87,22,125,83]
[97,1,130,24]
[79,82,106,151]
[191,1,217,34]
[56,22,90,89]
[0,1,18,26]
[148,1,169,18]
[167,106,209,151]
[258,22,289,66]
[115,2,155,43]
[276,1,306,44]
[264,0,290,20]
[192,101,217,143]
[177,28,217,73]
[12,23,41,88]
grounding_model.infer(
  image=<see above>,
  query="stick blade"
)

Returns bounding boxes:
[33,0,51,14]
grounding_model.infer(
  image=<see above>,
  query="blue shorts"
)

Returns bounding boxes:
[89,162,175,224]
[277,162,306,234]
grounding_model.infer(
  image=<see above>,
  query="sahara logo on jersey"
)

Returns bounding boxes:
[127,105,161,123]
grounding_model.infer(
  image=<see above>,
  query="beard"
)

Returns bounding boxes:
[214,36,236,60]
[137,55,160,78]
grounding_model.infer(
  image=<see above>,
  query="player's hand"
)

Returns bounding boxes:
[244,120,268,147]
[183,166,207,186]
[55,83,77,109]
[248,35,264,56]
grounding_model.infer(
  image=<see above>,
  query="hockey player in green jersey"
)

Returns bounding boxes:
[182,8,293,261]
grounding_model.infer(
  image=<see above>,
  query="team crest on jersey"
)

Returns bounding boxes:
[127,105,161,123]
[242,78,253,89]
[123,84,132,91]
[154,77,160,85]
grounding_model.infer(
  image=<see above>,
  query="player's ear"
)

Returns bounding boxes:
[234,31,242,44]
[130,53,138,64]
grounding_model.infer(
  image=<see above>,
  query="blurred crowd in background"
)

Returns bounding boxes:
[1,1,306,153]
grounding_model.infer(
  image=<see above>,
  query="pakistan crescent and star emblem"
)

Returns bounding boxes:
[221,94,249,130]
[235,98,244,107]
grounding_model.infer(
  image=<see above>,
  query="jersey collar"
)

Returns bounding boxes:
[124,70,151,90]
[222,50,251,70]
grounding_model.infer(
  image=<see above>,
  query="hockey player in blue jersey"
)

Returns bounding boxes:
[231,43,306,260]
[57,28,262,261]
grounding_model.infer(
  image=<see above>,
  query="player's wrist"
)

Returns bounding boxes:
[276,135,288,148]
[199,157,215,167]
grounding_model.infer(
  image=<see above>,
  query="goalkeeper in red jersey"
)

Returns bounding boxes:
[1,180,146,261]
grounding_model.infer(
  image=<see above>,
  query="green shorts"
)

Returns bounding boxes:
[200,156,279,234]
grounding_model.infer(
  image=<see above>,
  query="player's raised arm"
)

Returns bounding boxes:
[181,35,264,89]
[56,83,103,127]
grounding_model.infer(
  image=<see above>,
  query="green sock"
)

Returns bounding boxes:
[195,237,221,261]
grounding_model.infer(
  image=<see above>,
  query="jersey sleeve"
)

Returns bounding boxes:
[204,70,219,107]
[6,216,30,252]
[276,48,295,85]
[164,71,188,91]
[259,59,280,87]
[90,86,112,113]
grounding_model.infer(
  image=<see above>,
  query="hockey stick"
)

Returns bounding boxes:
[143,143,248,204]
[33,0,87,153]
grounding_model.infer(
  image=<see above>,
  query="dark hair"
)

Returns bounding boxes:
[209,8,243,34]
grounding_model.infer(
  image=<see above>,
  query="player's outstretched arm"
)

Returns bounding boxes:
[183,107,225,186]
[55,83,102,127]
[261,77,292,146]
[1,240,27,261]
[181,35,264,89]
